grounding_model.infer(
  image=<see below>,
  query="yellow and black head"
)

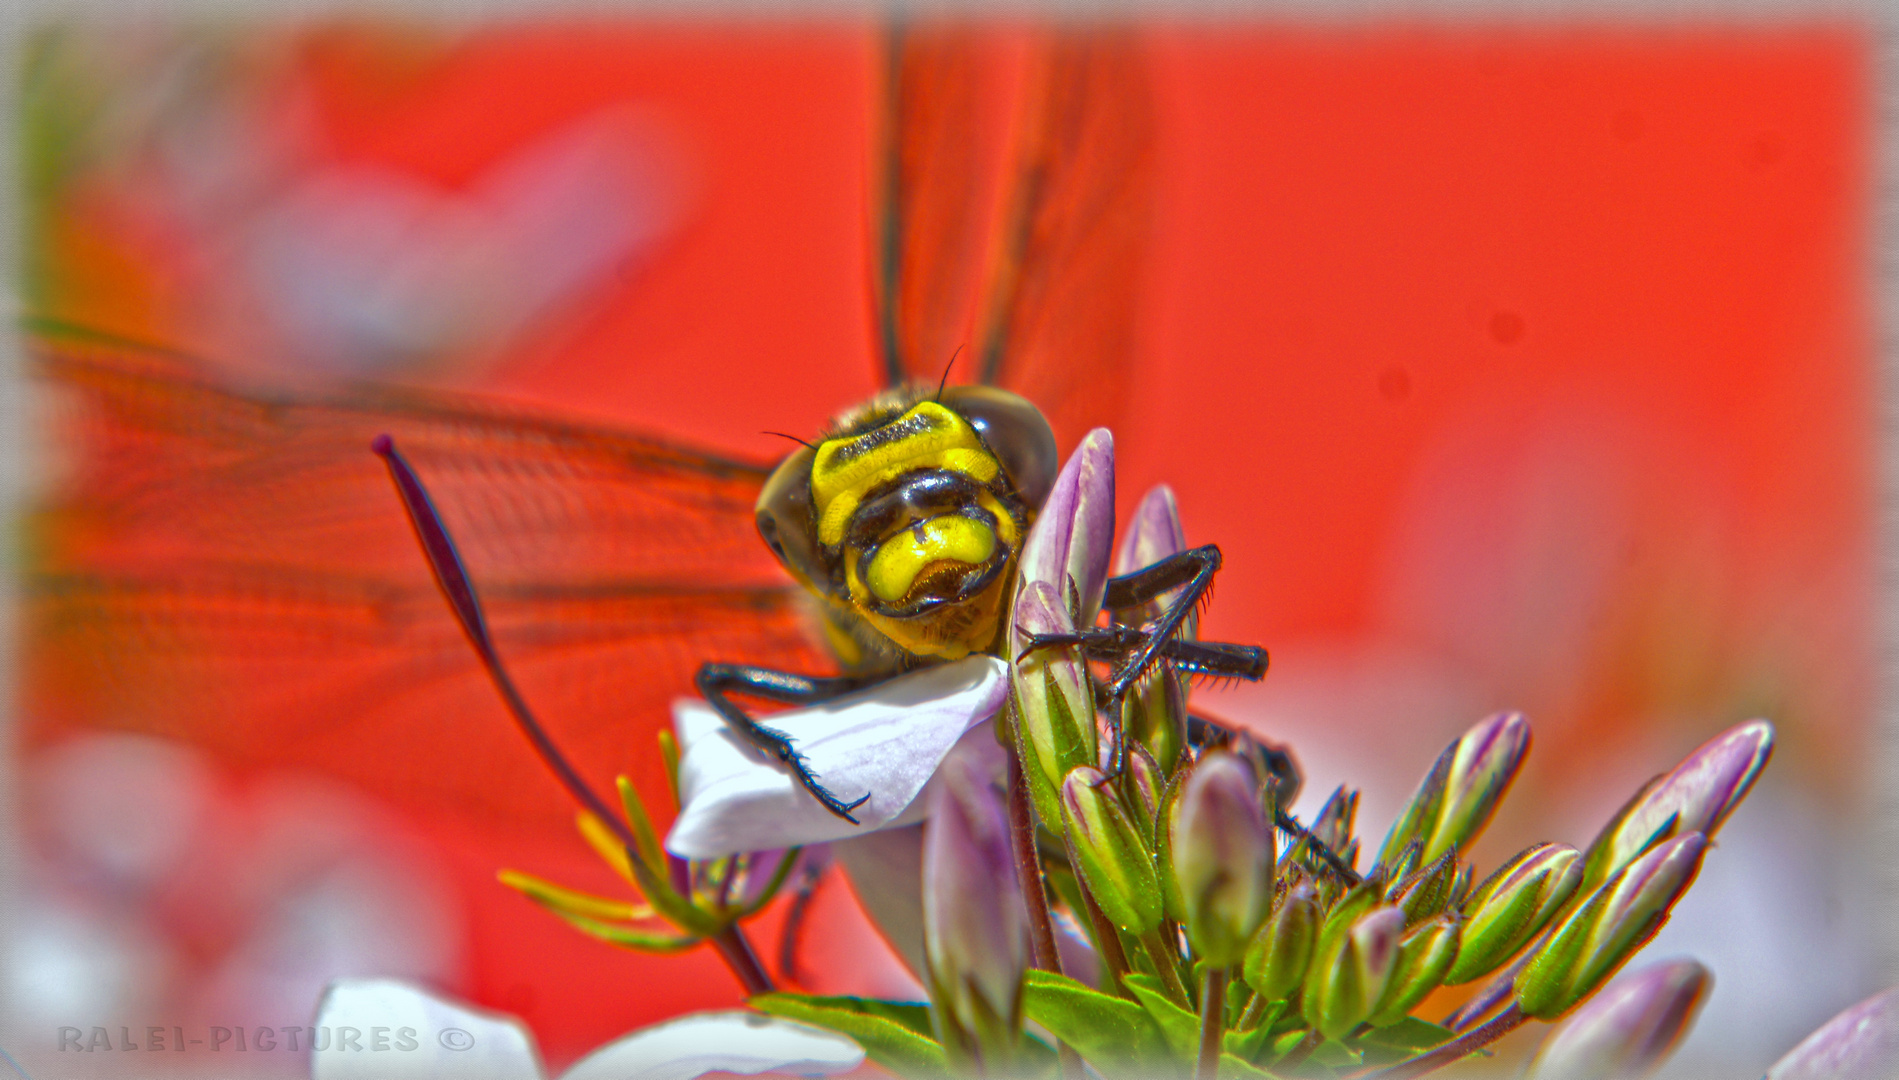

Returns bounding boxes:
[755,386,1057,667]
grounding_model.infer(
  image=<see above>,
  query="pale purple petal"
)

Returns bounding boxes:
[1013,579,1075,640]
[1766,987,1899,1080]
[312,978,543,1080]
[1114,484,1185,576]
[558,1011,864,1080]
[666,657,1009,859]
[1527,959,1711,1080]
[1015,429,1114,630]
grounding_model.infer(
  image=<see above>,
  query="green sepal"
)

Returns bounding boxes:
[499,870,646,921]
[1358,1015,1454,1051]
[1021,970,1170,1069]
[751,993,948,1076]
[1123,973,1201,1061]
[543,910,700,953]
[613,777,718,935]
[1223,1000,1286,1062]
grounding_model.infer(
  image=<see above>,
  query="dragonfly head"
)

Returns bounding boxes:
[756,386,1056,662]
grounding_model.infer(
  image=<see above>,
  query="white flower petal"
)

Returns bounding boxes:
[311,978,542,1080]
[558,1011,863,1080]
[666,656,1010,859]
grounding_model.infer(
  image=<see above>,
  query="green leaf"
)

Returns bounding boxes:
[1269,1029,1309,1059]
[752,993,946,1076]
[1022,970,1170,1067]
[1216,1053,1276,1080]
[1309,1039,1363,1067]
[1124,973,1201,1061]
[1223,1000,1286,1062]
[1358,1015,1454,1052]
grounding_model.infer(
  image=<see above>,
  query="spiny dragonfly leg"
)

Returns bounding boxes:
[695,663,872,823]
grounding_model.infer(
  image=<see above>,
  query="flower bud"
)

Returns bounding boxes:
[1526,959,1712,1080]
[1517,833,1707,1020]
[1121,669,1189,776]
[1308,786,1360,874]
[1120,742,1164,848]
[1392,848,1461,927]
[923,756,1028,1066]
[1114,485,1190,617]
[1014,428,1115,634]
[1369,915,1462,1026]
[1448,842,1583,985]
[1579,720,1772,893]
[1375,712,1531,871]
[1060,767,1163,936]
[1764,986,1899,1080]
[1243,882,1319,1004]
[1114,486,1191,771]
[1009,581,1098,829]
[1169,753,1276,965]
[1306,905,1406,1041]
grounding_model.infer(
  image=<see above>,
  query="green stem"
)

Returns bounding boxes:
[1237,991,1270,1031]
[1139,927,1192,1007]
[711,924,773,997]
[1274,1030,1323,1074]
[1007,744,1084,1080]
[1195,966,1227,1080]
[1079,885,1134,992]
[1008,748,1063,976]
[1359,1005,1530,1080]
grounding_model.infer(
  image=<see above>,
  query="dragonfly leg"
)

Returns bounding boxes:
[1189,712,1360,887]
[1099,546,1224,702]
[695,663,873,823]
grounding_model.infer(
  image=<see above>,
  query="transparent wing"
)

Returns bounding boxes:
[871,24,1013,390]
[24,323,830,833]
[975,31,1157,452]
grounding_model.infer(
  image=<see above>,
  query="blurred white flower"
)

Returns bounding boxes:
[311,978,862,1080]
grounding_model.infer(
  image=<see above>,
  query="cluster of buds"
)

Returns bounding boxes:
[913,431,1777,1079]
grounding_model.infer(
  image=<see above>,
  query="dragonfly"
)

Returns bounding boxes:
[23,27,1341,879]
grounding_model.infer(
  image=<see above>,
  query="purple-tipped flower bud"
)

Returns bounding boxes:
[1526,959,1712,1080]
[1014,428,1115,635]
[923,756,1028,1066]
[1306,905,1406,1041]
[1517,833,1708,1020]
[1369,914,1462,1026]
[1169,753,1276,965]
[1448,842,1584,985]
[1121,743,1164,847]
[1579,720,1773,893]
[1764,986,1899,1080]
[1113,486,1192,772]
[1114,484,1190,621]
[1060,766,1163,936]
[1243,882,1320,1003]
[1376,712,1531,871]
[1010,581,1098,829]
